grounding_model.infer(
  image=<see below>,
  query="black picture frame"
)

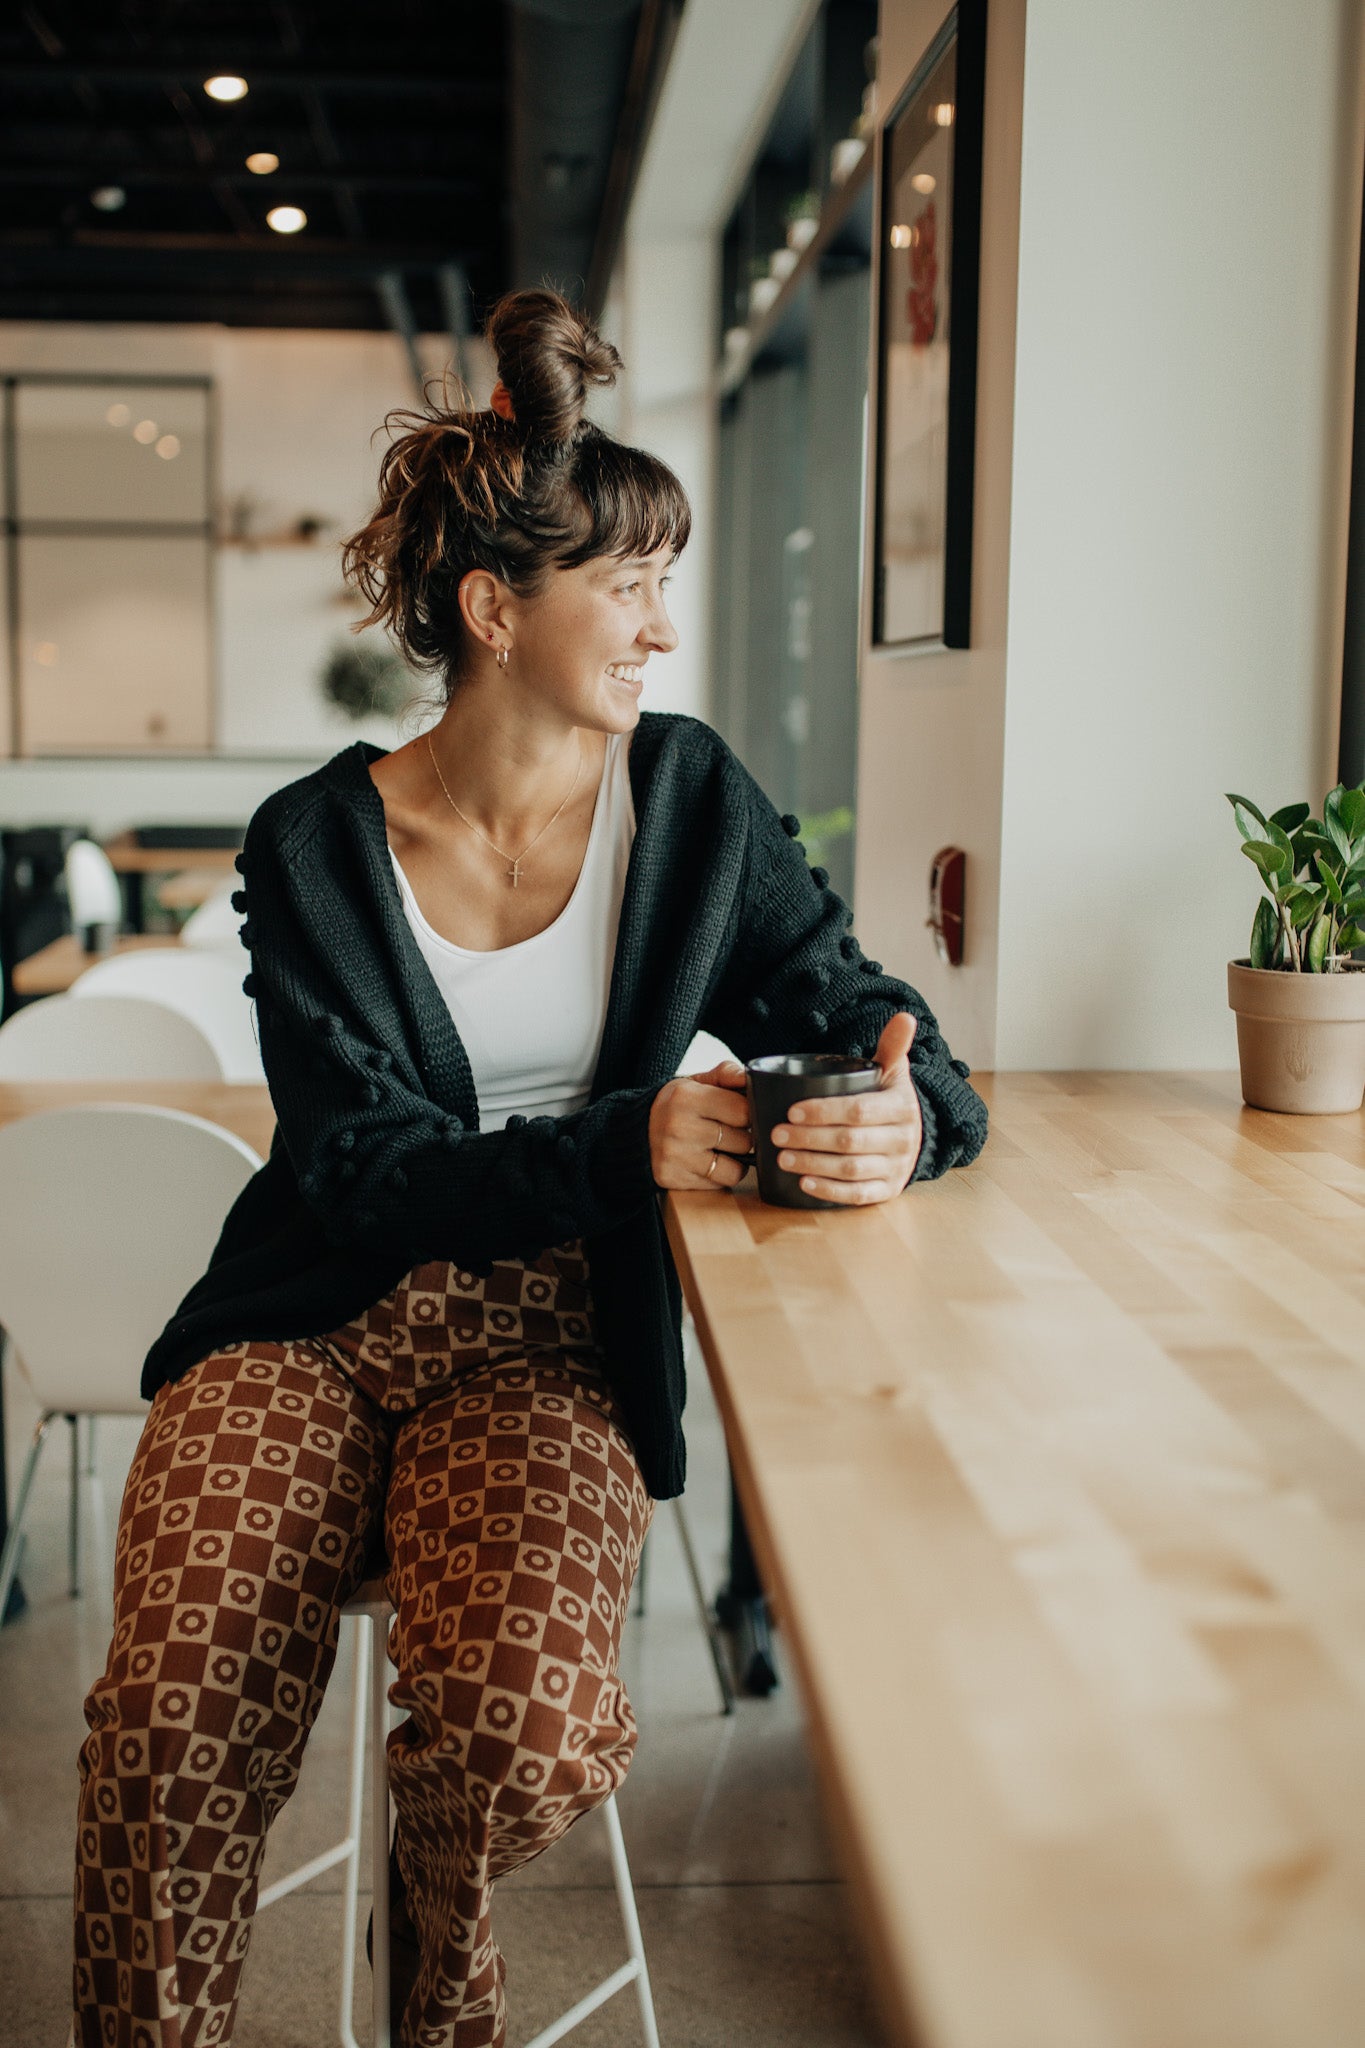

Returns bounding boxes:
[871,0,987,651]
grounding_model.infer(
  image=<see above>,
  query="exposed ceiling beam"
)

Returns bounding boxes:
[0,61,494,99]
[0,228,466,265]
[376,269,425,398]
[586,0,686,316]
[436,262,475,388]
[0,166,484,196]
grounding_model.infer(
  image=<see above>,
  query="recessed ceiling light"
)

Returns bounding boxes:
[266,204,307,234]
[155,435,181,461]
[105,402,131,427]
[911,172,936,195]
[245,151,279,175]
[133,419,158,445]
[889,224,912,248]
[204,75,249,102]
[90,185,126,212]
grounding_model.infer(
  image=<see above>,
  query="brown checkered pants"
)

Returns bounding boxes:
[74,1240,654,2048]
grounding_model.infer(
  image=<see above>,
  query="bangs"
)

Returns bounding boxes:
[553,428,692,571]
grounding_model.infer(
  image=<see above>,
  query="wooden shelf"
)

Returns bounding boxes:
[718,146,874,396]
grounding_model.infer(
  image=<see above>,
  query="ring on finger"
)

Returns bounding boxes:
[706,1149,720,1180]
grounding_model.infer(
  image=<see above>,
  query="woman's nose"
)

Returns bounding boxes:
[646,601,679,654]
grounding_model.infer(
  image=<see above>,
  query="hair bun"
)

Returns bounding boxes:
[485,285,621,448]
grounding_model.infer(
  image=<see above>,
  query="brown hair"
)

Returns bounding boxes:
[341,286,691,685]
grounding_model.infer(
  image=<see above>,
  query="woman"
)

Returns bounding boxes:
[73,286,988,2048]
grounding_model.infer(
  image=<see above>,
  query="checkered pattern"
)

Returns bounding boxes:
[74,1240,652,2048]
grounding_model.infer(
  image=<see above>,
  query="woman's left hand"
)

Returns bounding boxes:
[769,1012,924,1204]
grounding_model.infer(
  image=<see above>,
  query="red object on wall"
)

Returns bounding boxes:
[927,846,966,965]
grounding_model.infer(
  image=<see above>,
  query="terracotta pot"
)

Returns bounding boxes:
[1227,958,1365,1112]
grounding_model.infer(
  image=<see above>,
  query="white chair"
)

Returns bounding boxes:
[73,948,264,1082]
[0,1105,263,1622]
[178,878,243,952]
[262,1577,661,2048]
[63,839,123,936]
[0,993,225,1080]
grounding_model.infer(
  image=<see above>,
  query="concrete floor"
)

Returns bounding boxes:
[0,1330,886,2048]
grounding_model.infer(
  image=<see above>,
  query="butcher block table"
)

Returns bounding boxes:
[663,1070,1365,2048]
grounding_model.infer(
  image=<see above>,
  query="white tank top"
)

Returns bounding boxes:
[387,731,636,1131]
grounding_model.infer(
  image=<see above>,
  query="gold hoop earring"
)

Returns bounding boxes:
[496,646,510,673]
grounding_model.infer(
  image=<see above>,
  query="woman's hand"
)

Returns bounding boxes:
[768,1013,924,1205]
[650,1058,752,1191]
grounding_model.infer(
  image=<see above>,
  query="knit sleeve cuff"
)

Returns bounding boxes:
[585,1083,662,1212]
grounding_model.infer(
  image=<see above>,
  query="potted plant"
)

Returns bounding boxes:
[1226,784,1365,1112]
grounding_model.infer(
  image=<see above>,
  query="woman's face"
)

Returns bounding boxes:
[466,543,679,732]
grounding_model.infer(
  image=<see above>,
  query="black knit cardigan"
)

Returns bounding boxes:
[142,710,988,1498]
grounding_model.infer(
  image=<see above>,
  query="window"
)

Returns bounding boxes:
[3,375,213,754]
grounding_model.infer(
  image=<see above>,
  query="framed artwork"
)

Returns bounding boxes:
[871,0,987,650]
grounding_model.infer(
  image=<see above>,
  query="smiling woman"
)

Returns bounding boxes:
[71,282,987,2048]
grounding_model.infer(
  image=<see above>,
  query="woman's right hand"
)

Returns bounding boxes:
[649,1059,753,1190]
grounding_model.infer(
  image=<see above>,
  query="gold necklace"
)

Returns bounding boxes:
[426,730,583,888]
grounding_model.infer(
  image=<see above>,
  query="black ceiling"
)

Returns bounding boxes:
[0,1,682,338]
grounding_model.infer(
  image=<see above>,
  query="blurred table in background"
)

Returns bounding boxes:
[12,932,180,997]
[665,1070,1365,2048]
[103,830,242,930]
[158,867,231,911]
[0,1077,272,1154]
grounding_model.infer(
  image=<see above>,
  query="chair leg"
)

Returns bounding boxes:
[67,1413,80,1598]
[370,1611,392,2048]
[603,1794,662,2048]
[670,1498,735,1716]
[338,1616,370,2048]
[632,1522,649,1618]
[0,1412,55,1628]
[85,1416,98,1477]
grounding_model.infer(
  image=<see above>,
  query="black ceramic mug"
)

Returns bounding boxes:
[745,1054,884,1210]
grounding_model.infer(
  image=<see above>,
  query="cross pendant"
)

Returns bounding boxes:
[509,861,521,888]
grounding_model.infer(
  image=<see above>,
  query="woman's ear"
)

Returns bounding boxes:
[457,566,508,645]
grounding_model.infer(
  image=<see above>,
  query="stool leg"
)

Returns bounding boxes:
[670,1498,735,1716]
[603,1794,661,2048]
[370,1612,392,2048]
[338,1616,370,2048]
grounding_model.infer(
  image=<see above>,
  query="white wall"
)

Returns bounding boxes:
[856,0,1025,1074]
[865,0,1362,1072]
[996,0,1362,1068]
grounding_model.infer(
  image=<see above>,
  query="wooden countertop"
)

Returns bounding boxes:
[0,1080,273,1158]
[664,1070,1365,2048]
[11,932,180,996]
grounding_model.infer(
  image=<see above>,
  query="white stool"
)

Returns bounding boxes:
[257,1575,662,2048]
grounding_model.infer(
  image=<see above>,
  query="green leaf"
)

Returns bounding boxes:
[1289,890,1321,929]
[1269,802,1311,835]
[1315,853,1345,904]
[1226,792,1269,842]
[1337,788,1365,842]
[1322,799,1353,865]
[1241,838,1291,885]
[1307,911,1331,972]
[1341,892,1365,920]
[1250,895,1280,969]
[1336,921,1365,953]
